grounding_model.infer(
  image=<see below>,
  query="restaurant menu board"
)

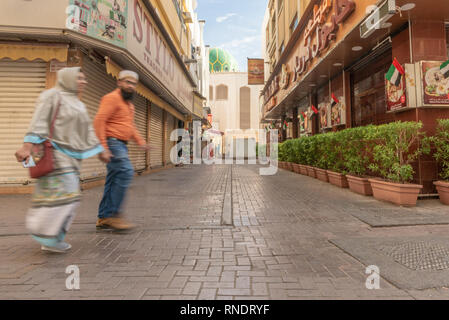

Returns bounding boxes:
[422,61,449,105]
[386,76,406,111]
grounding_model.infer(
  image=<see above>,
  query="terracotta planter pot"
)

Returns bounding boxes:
[327,170,349,188]
[292,163,301,174]
[346,175,373,196]
[279,161,285,169]
[434,181,449,205]
[299,164,308,175]
[368,178,423,207]
[306,166,316,178]
[315,168,329,182]
[286,162,294,172]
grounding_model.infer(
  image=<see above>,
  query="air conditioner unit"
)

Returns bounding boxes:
[360,0,396,39]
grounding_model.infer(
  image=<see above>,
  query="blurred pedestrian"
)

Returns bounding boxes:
[15,67,106,253]
[94,70,150,231]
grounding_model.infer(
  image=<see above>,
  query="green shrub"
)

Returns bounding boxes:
[427,119,449,181]
[343,125,376,176]
[368,121,429,183]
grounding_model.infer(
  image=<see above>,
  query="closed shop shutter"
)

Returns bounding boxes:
[149,104,163,167]
[79,57,116,181]
[165,113,176,164]
[0,58,47,184]
[128,94,148,172]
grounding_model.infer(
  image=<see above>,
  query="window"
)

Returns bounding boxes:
[271,15,276,36]
[240,87,251,129]
[209,86,214,101]
[290,14,298,36]
[216,84,228,100]
[279,42,284,55]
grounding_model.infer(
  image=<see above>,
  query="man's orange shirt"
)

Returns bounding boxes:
[93,88,146,151]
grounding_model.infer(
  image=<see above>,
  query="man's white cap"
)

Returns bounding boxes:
[118,70,139,81]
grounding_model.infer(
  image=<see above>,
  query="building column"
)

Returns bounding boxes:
[280,114,286,142]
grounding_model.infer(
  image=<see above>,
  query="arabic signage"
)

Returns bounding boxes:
[263,0,356,106]
[421,61,449,105]
[66,0,128,48]
[248,59,265,85]
[129,0,193,110]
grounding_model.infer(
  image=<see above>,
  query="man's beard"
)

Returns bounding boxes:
[121,89,135,101]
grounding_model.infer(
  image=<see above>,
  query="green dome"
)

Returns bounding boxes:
[209,48,239,73]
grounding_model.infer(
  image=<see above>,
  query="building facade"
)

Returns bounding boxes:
[0,0,207,193]
[260,0,449,194]
[207,48,264,159]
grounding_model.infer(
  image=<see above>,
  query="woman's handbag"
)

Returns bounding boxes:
[29,98,61,179]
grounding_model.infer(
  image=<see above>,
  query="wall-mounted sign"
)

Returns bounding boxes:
[66,0,128,48]
[331,96,346,126]
[248,58,264,85]
[386,76,407,111]
[263,0,356,106]
[421,61,449,105]
[280,64,291,89]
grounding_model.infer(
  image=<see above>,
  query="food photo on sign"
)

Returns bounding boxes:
[421,61,449,105]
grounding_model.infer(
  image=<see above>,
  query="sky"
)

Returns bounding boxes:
[196,0,268,72]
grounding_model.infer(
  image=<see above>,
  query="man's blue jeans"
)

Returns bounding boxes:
[98,138,134,219]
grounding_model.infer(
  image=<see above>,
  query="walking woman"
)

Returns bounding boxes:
[15,67,106,253]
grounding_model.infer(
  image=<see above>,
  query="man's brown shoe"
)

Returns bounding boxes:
[96,217,136,230]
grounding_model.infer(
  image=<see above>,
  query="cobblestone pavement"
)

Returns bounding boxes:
[2,164,449,300]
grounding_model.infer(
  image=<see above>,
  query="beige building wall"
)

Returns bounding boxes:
[208,72,263,133]
[0,0,69,29]
[265,0,311,74]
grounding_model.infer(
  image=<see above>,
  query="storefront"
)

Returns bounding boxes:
[0,0,196,193]
[261,0,449,194]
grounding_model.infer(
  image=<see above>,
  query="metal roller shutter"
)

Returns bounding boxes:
[165,113,176,164]
[149,104,163,167]
[79,57,116,181]
[0,59,47,184]
[128,94,147,172]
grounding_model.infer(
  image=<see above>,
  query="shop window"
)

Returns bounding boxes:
[240,87,251,129]
[209,85,214,101]
[216,84,228,100]
[351,50,395,127]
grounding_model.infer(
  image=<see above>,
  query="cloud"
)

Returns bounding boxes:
[219,35,260,49]
[216,13,237,23]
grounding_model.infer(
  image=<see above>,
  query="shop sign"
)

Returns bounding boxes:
[386,76,407,111]
[421,61,449,105]
[263,0,356,105]
[319,102,331,129]
[331,96,346,126]
[248,58,265,85]
[279,64,291,89]
[292,0,355,82]
[66,0,128,48]
[129,0,193,110]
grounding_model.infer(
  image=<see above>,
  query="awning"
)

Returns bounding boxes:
[0,44,68,62]
[105,56,184,121]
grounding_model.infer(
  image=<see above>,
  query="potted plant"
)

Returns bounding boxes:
[290,139,301,174]
[296,138,308,175]
[314,133,330,183]
[324,130,349,188]
[427,119,449,205]
[367,121,429,207]
[303,136,317,178]
[284,140,295,172]
[278,141,287,169]
[344,126,375,195]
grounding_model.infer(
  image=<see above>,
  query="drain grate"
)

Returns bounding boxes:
[379,241,449,271]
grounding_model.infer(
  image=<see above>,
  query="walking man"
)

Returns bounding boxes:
[94,70,150,231]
